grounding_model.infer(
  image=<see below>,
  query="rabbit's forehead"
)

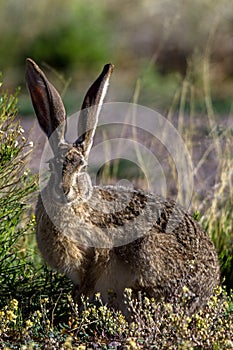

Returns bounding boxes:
[50,145,85,166]
[64,148,85,164]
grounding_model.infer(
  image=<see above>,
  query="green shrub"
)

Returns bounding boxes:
[0,81,73,347]
[0,82,68,312]
[0,84,38,304]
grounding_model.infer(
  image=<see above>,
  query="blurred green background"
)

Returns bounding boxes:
[0,0,232,114]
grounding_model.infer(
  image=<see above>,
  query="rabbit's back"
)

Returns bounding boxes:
[85,186,219,311]
[114,223,219,310]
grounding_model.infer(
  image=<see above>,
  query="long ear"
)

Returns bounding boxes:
[25,58,66,150]
[75,63,114,159]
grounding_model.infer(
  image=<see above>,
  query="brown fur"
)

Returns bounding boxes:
[26,59,220,314]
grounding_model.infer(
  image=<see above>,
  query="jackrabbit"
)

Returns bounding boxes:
[26,58,220,313]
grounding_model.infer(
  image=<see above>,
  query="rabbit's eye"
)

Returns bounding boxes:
[49,157,66,174]
[52,182,65,202]
[49,159,60,172]
[49,162,54,171]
